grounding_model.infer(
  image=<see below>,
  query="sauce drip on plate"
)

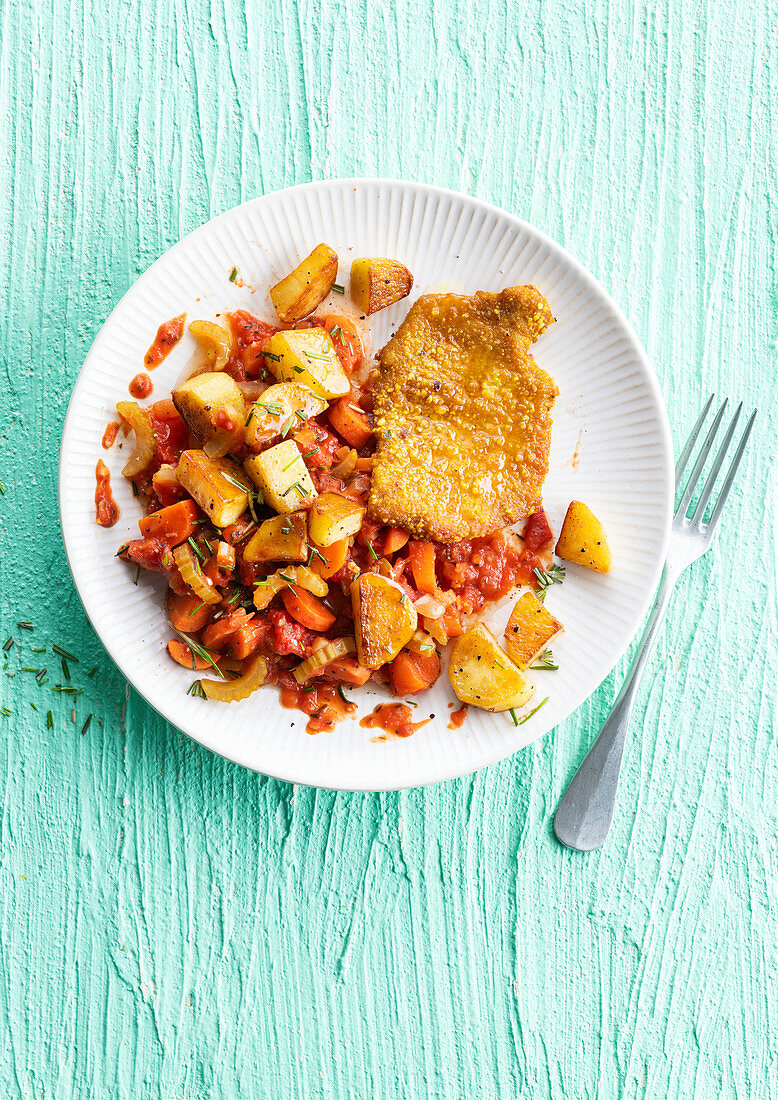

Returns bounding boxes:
[360,702,431,741]
[95,460,119,527]
[279,679,357,734]
[129,372,153,399]
[101,420,120,449]
[144,315,186,368]
[447,704,468,729]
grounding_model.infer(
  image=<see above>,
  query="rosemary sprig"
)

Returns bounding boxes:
[531,649,558,671]
[17,622,33,630]
[186,679,207,698]
[264,351,281,363]
[173,630,225,679]
[257,401,283,414]
[516,697,549,725]
[533,564,566,596]
[221,472,252,493]
[52,644,78,662]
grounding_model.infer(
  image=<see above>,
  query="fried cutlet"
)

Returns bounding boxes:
[368,285,557,543]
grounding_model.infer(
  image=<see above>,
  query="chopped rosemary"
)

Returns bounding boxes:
[31,648,46,653]
[531,649,558,671]
[133,564,140,585]
[406,699,418,707]
[509,708,519,726]
[245,408,255,427]
[30,702,37,711]
[264,351,281,362]
[221,472,251,493]
[229,266,238,282]
[516,697,549,725]
[257,402,284,414]
[1,707,11,717]
[52,644,78,662]
[366,541,378,561]
[304,351,330,362]
[17,622,33,630]
[2,637,13,651]
[494,660,506,671]
[21,667,39,673]
[0,480,4,494]
[294,409,307,421]
[46,710,53,729]
[292,365,305,374]
[61,659,70,681]
[332,282,345,294]
[87,666,97,678]
[280,418,296,441]
[36,669,47,684]
[81,714,93,735]
[186,679,207,698]
[174,630,225,679]
[187,600,207,618]
[337,686,351,704]
[330,325,344,344]
[302,449,318,458]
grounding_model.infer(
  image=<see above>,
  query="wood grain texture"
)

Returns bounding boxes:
[0,0,776,1095]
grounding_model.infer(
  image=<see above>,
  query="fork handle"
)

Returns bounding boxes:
[553,569,675,851]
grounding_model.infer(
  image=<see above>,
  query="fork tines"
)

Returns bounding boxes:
[674,395,756,531]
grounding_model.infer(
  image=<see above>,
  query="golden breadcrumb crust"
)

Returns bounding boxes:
[368,285,558,542]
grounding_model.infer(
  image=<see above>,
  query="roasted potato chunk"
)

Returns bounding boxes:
[448,623,535,711]
[555,501,612,573]
[243,440,316,514]
[243,512,308,563]
[245,383,327,449]
[270,243,339,323]
[308,493,365,547]
[350,257,413,315]
[173,372,245,458]
[177,450,249,527]
[188,319,232,370]
[350,573,417,670]
[264,329,349,399]
[503,591,563,669]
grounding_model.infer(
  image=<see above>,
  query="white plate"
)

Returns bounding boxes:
[59,179,673,790]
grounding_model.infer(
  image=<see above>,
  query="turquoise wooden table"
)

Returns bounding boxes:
[0,0,775,1096]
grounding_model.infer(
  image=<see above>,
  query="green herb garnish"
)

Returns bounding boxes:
[221,472,252,493]
[174,630,225,679]
[46,711,53,729]
[516,697,549,725]
[332,282,345,294]
[81,714,93,735]
[2,637,13,652]
[186,680,207,698]
[337,686,351,704]
[366,542,378,561]
[531,650,558,671]
[229,267,238,282]
[264,351,281,362]
[17,622,33,631]
[52,644,78,662]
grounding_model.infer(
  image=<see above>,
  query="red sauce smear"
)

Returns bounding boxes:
[101,420,120,449]
[144,314,185,368]
[279,679,357,734]
[448,704,468,730]
[360,702,431,741]
[129,372,153,399]
[95,460,120,527]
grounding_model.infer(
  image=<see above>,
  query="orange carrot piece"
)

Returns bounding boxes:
[167,639,217,671]
[310,538,349,579]
[328,397,373,449]
[383,527,409,555]
[407,540,440,596]
[139,500,199,545]
[388,650,441,695]
[166,589,213,633]
[281,588,336,632]
[201,608,253,651]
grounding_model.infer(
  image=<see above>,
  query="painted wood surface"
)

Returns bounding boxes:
[0,0,775,1095]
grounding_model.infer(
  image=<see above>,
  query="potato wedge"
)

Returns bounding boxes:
[173,372,245,458]
[308,493,365,547]
[350,257,413,315]
[350,573,417,670]
[177,450,249,527]
[555,501,612,573]
[503,591,563,669]
[245,382,327,449]
[243,512,308,563]
[264,329,349,399]
[448,623,535,711]
[188,319,232,371]
[243,440,316,514]
[270,243,339,323]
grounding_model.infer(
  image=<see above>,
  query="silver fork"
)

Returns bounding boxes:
[553,395,756,852]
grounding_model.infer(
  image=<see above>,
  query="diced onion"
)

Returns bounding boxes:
[293,637,356,684]
[172,543,220,604]
[116,401,156,477]
[413,593,447,619]
[202,653,268,702]
[406,629,436,656]
[330,448,358,479]
[189,320,232,371]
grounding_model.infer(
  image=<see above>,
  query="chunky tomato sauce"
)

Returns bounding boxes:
[360,702,431,740]
[102,420,120,449]
[129,372,153,399]
[144,315,185,368]
[279,676,357,734]
[95,460,119,527]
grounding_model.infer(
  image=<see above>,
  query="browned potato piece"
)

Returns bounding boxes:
[177,450,249,527]
[503,591,563,669]
[555,501,612,573]
[448,623,534,711]
[243,513,308,563]
[173,372,245,458]
[270,244,339,323]
[350,573,417,670]
[350,257,414,315]
[245,382,327,448]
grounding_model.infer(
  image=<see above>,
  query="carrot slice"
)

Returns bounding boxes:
[324,655,372,686]
[310,538,349,579]
[230,621,267,659]
[281,587,336,631]
[383,527,409,555]
[167,639,217,671]
[201,608,253,651]
[140,499,199,545]
[328,397,373,449]
[166,589,213,632]
[388,650,441,695]
[407,541,440,596]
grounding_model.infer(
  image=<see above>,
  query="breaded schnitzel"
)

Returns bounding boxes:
[368,285,557,542]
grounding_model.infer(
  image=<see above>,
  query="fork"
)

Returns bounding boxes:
[553,395,756,852]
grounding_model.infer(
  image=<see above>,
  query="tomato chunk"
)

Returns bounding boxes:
[523,509,553,552]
